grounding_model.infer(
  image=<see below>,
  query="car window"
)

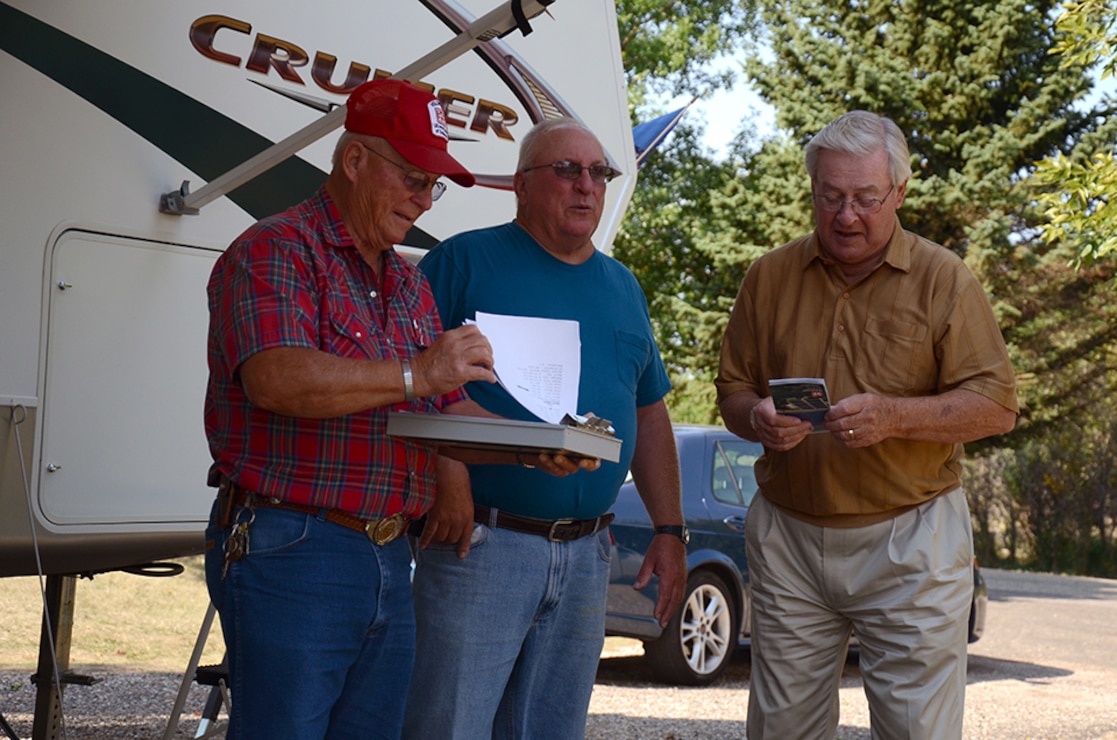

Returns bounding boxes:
[711,444,742,506]
[713,440,760,507]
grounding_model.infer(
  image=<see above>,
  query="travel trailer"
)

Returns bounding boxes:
[0,0,636,581]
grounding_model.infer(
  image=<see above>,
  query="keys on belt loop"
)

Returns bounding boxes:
[222,501,255,580]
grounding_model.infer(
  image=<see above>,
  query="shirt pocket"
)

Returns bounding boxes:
[860,317,929,394]
[406,313,440,354]
[325,296,381,360]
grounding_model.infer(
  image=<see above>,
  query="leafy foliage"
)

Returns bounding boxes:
[612,125,740,414]
[706,0,1109,438]
[612,0,1117,575]
[965,414,1117,577]
[1033,2,1117,269]
[615,0,759,112]
[612,1,763,423]
[739,0,1095,257]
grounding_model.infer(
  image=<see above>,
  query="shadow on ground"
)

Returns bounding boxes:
[965,653,1072,684]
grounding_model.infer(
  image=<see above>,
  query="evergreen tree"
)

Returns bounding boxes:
[613,124,741,422]
[613,0,761,422]
[701,0,1108,439]
[738,0,1095,260]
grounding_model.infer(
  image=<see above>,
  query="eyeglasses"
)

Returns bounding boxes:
[361,143,447,201]
[812,185,895,215]
[521,160,622,184]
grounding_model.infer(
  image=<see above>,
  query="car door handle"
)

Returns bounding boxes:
[723,515,745,533]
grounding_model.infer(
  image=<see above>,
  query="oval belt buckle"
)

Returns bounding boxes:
[366,513,404,546]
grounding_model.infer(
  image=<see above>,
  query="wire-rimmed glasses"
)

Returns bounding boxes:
[812,185,895,215]
[361,143,447,201]
[521,160,622,184]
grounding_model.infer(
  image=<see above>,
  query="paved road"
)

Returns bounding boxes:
[589,568,1117,739]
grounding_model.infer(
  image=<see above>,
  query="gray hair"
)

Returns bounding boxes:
[516,117,601,171]
[804,111,912,185]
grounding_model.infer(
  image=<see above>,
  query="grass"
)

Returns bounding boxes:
[0,556,225,673]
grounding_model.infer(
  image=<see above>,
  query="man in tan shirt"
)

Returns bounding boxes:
[716,111,1018,740]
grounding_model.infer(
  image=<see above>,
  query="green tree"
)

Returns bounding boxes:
[613,124,741,423]
[1033,1,1117,268]
[702,0,1109,442]
[613,0,762,422]
[738,0,1096,260]
[615,0,758,112]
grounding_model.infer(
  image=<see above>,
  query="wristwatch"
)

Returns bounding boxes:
[654,524,690,545]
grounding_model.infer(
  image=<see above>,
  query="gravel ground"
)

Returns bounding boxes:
[1,651,1112,740]
[0,669,223,739]
[6,566,1117,740]
[0,642,836,740]
[588,641,870,740]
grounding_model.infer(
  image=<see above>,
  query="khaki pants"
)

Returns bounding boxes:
[745,488,973,740]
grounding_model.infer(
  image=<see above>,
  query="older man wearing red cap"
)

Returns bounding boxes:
[202,79,570,738]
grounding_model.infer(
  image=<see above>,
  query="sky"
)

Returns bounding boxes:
[652,56,774,159]
[658,61,1115,161]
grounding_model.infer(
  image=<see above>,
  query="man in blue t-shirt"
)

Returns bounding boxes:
[403,118,687,739]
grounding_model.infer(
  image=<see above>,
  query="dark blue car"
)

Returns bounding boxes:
[604,424,987,686]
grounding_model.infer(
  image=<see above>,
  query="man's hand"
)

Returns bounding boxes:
[824,392,889,447]
[419,456,475,558]
[523,451,601,477]
[751,397,814,451]
[633,534,688,627]
[411,325,497,398]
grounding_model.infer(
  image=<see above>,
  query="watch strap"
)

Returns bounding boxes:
[654,524,689,543]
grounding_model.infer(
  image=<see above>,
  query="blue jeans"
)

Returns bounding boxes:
[403,522,612,739]
[205,502,416,740]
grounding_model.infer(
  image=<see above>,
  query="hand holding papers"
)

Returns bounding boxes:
[385,312,621,461]
[468,312,581,425]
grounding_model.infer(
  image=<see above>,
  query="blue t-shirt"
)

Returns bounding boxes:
[419,221,671,519]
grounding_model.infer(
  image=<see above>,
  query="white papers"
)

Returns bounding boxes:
[469,311,580,424]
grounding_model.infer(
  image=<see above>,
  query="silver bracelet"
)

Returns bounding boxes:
[400,358,414,401]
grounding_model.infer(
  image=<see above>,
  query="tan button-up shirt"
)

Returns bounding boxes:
[716,218,1018,527]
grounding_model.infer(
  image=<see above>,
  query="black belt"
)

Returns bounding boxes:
[474,505,613,543]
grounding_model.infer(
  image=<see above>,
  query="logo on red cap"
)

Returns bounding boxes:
[428,100,449,142]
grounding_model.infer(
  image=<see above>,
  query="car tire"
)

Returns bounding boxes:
[643,569,738,686]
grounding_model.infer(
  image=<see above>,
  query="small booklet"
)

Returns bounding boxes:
[769,378,830,432]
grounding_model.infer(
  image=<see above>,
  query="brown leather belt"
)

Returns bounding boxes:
[474,505,613,543]
[217,479,410,546]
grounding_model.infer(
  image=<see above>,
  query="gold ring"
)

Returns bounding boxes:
[847,429,855,440]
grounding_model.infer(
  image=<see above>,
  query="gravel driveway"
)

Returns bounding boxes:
[2,568,1116,739]
[588,568,1117,739]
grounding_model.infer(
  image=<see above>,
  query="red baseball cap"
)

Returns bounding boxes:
[345,79,475,187]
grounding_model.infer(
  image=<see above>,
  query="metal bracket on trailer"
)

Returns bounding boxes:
[159,0,556,216]
[158,181,199,216]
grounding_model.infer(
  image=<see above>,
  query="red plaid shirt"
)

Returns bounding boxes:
[204,187,465,518]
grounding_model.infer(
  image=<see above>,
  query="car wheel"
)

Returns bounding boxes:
[643,570,738,686]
